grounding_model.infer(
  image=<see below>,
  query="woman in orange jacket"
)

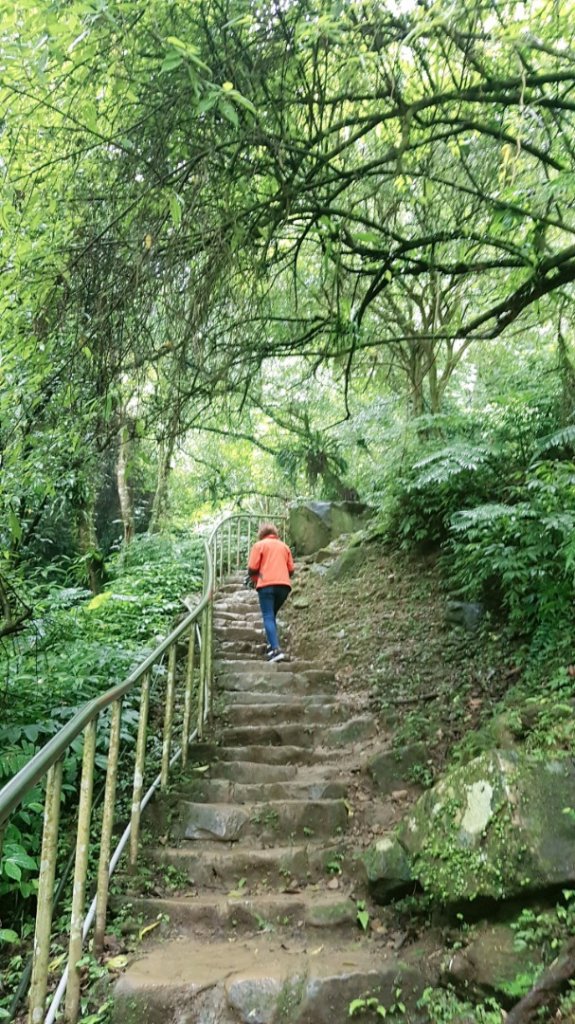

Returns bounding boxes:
[247,523,294,662]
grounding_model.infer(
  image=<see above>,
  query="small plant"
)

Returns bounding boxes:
[349,989,406,1018]
[418,986,503,1023]
[356,900,370,932]
[254,913,274,933]
[228,876,248,897]
[326,852,344,875]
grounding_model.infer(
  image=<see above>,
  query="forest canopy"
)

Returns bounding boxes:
[1,0,575,645]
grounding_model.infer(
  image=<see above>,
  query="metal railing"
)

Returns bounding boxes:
[0,511,286,1024]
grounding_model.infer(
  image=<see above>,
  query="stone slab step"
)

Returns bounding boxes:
[220,717,376,749]
[215,745,331,765]
[123,891,357,934]
[113,935,430,1024]
[223,690,338,707]
[209,761,299,783]
[148,842,347,888]
[165,799,348,843]
[217,661,333,678]
[217,671,337,695]
[173,777,348,804]
[222,702,346,726]
[216,643,265,655]
[214,621,263,633]
[216,626,265,641]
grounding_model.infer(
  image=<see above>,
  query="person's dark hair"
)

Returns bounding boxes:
[258,522,279,540]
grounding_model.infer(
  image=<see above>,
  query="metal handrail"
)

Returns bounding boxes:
[0,510,287,1024]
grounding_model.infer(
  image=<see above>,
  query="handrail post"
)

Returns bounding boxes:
[227,519,232,575]
[65,718,97,1023]
[198,608,208,738]
[129,672,150,869]
[181,626,196,767]
[160,644,177,791]
[94,700,122,955]
[29,760,63,1024]
[206,596,214,723]
[236,518,241,568]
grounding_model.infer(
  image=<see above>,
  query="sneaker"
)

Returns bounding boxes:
[267,648,285,663]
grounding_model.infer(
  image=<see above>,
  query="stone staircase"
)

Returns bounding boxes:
[113,574,430,1023]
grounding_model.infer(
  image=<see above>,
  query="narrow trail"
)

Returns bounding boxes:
[114,573,433,1023]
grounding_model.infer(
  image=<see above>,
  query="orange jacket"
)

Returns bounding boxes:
[248,536,294,589]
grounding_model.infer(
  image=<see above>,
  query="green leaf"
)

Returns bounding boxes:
[357,908,369,931]
[219,100,238,126]
[87,592,112,610]
[0,928,19,944]
[160,52,184,73]
[169,194,182,228]
[4,860,22,881]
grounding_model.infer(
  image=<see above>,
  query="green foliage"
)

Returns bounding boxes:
[417,987,503,1023]
[511,889,575,957]
[349,990,406,1019]
[355,900,370,932]
[0,533,203,910]
[448,459,575,659]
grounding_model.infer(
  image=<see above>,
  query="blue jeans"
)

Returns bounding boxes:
[257,585,290,650]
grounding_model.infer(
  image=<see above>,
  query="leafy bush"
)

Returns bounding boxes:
[448,460,575,658]
[0,532,204,912]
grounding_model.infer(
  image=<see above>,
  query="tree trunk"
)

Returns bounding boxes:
[76,497,104,594]
[428,350,441,414]
[116,423,135,545]
[148,434,176,534]
[557,322,575,426]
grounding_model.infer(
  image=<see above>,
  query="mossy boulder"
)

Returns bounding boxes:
[289,501,372,555]
[367,743,428,795]
[444,922,543,1001]
[361,835,414,902]
[326,545,367,581]
[397,750,575,903]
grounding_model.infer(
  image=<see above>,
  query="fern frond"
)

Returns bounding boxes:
[450,502,532,532]
[410,444,490,489]
[533,424,575,458]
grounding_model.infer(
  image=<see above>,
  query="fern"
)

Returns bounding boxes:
[533,424,575,459]
[410,443,491,489]
[451,503,533,532]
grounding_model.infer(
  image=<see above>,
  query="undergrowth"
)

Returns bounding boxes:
[0,531,203,1005]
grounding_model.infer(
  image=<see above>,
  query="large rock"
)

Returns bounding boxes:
[289,501,372,555]
[326,546,366,581]
[361,835,414,902]
[367,743,428,795]
[398,750,575,903]
[444,922,543,1001]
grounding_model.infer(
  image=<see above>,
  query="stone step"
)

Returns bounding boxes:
[164,799,348,843]
[215,626,265,641]
[173,777,348,804]
[121,891,357,935]
[220,717,377,749]
[221,701,346,726]
[222,690,338,706]
[217,671,337,695]
[209,761,299,783]
[113,934,430,1024]
[215,646,268,658]
[214,593,258,606]
[149,842,347,888]
[213,610,260,626]
[217,661,331,677]
[215,745,330,765]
